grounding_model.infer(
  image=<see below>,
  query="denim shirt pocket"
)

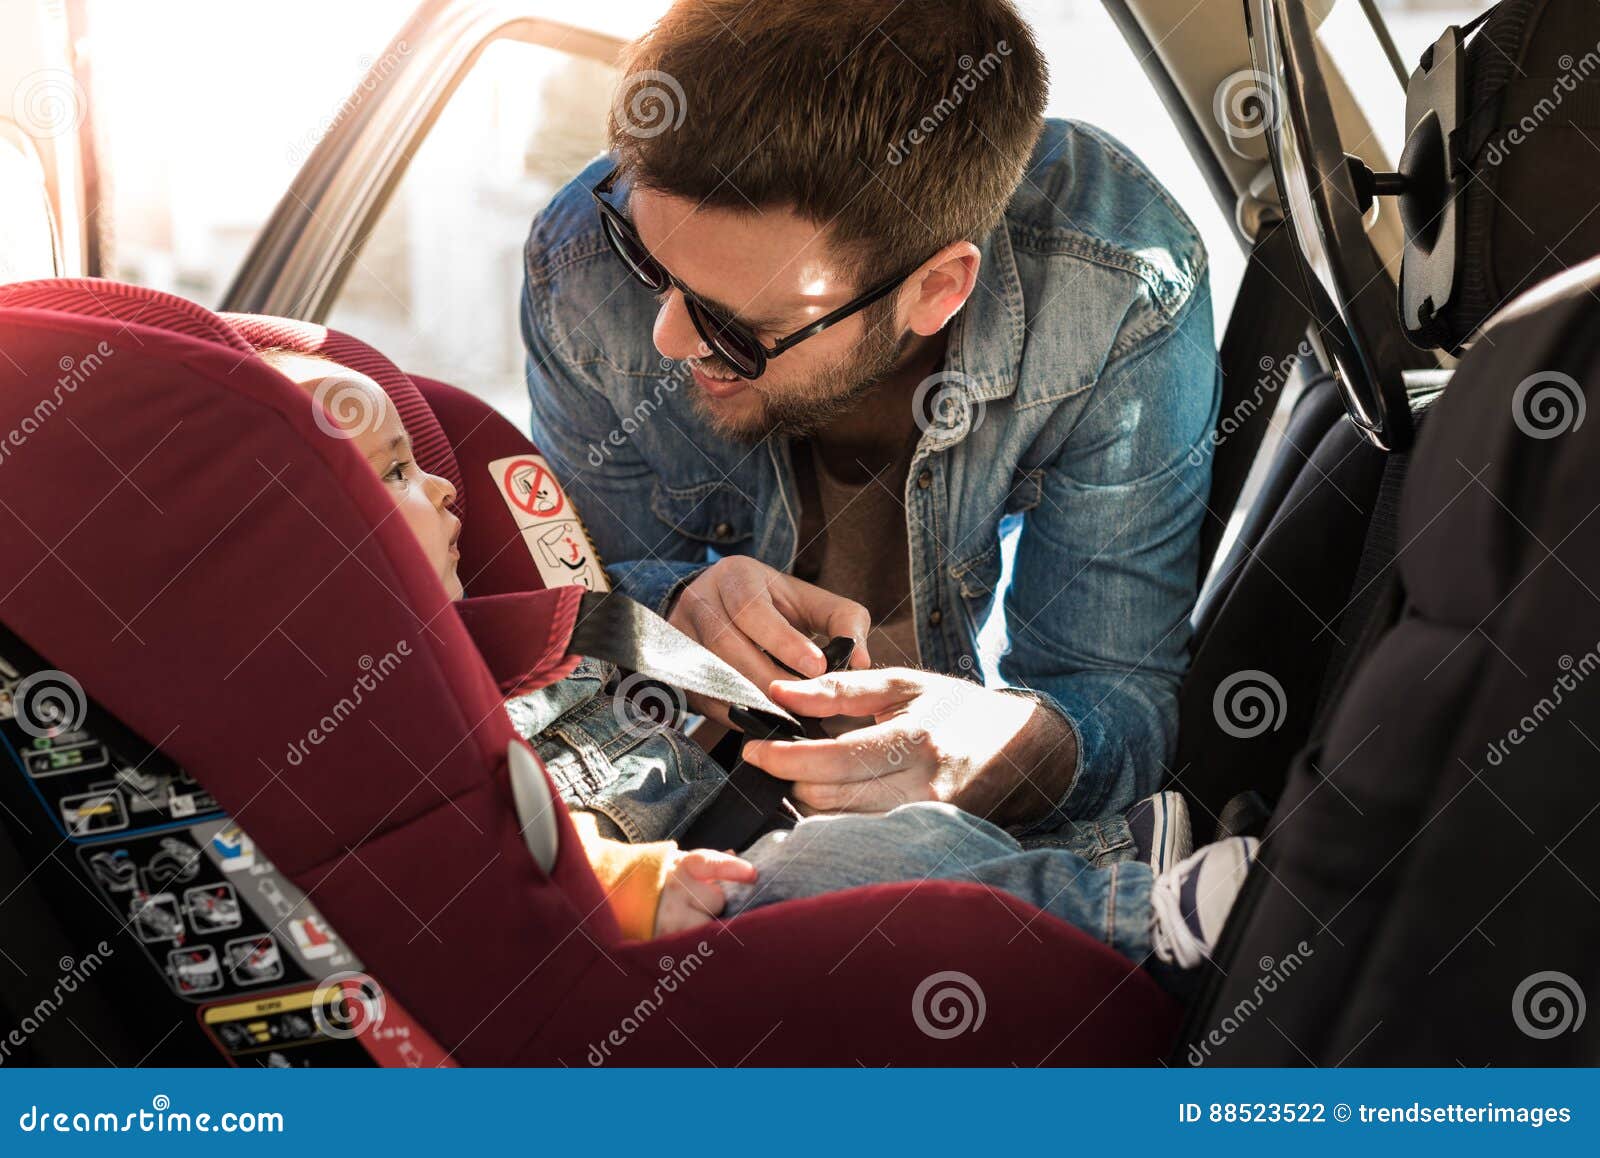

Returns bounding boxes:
[650,479,756,550]
[535,695,726,844]
[951,540,1004,639]
[1006,468,1045,515]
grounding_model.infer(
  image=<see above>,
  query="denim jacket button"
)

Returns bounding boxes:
[916,469,933,490]
[714,521,734,540]
[927,607,943,626]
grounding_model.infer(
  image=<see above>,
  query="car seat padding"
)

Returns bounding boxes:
[0,280,1182,1064]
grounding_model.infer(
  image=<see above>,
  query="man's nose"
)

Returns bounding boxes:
[652,290,710,362]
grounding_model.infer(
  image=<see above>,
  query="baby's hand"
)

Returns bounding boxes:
[654,848,758,936]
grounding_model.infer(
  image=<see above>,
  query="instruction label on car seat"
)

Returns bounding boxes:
[488,454,610,592]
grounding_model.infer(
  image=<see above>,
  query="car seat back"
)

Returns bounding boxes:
[1185,256,1600,1064]
[1176,388,1393,825]
[0,279,614,1064]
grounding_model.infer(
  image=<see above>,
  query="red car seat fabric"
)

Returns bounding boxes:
[0,279,1180,1064]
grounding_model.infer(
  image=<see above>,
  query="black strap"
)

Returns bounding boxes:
[1201,220,1312,576]
[565,592,861,852]
[567,591,802,737]
[1308,431,1419,740]
[677,636,859,851]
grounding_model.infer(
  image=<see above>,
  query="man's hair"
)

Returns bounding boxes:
[608,0,1048,282]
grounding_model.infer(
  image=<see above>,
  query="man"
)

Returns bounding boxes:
[521,0,1218,832]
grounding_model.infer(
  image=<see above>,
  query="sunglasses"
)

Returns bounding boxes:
[591,166,911,380]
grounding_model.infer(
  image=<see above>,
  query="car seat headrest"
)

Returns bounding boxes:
[1396,0,1600,352]
[222,313,464,511]
[0,278,259,352]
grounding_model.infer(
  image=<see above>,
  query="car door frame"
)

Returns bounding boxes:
[220,0,623,319]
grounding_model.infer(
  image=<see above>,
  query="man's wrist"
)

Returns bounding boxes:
[951,685,1079,828]
[659,568,703,620]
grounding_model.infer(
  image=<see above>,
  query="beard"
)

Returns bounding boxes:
[691,301,906,442]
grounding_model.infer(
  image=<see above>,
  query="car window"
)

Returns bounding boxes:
[1316,1,1498,166]
[0,129,60,282]
[325,38,617,427]
[83,0,410,304]
[325,1,1247,428]
[1017,1,1246,336]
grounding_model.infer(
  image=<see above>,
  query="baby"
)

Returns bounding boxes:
[260,348,756,938]
[265,347,1259,979]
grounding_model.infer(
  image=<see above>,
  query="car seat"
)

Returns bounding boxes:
[1185,253,1600,1065]
[0,278,1180,1065]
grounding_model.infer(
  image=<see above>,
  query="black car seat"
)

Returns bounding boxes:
[1173,0,1600,833]
[1186,254,1600,1064]
[1177,385,1399,825]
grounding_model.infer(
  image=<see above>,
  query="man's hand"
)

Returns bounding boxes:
[654,848,758,936]
[668,556,871,723]
[741,668,1078,825]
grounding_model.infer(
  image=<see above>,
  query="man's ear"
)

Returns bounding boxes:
[902,241,982,337]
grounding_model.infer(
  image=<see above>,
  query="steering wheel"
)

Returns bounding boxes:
[1246,0,1415,451]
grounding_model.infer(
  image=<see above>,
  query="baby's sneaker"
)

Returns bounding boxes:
[1126,791,1193,874]
[1150,837,1259,970]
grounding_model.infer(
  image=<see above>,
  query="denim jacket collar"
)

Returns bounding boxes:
[948,218,1027,407]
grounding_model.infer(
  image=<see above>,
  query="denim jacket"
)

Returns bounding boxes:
[520,119,1220,825]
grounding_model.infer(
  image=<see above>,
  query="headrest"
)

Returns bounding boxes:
[1398,0,1600,351]
[0,278,257,352]
[222,313,464,512]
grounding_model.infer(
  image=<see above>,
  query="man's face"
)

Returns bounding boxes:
[629,189,906,440]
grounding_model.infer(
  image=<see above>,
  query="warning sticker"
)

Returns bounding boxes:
[489,454,609,591]
[200,982,457,1068]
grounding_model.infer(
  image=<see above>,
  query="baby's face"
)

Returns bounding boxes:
[272,354,464,600]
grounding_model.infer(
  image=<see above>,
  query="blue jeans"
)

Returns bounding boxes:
[509,660,728,844]
[512,670,1149,959]
[722,802,1154,964]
